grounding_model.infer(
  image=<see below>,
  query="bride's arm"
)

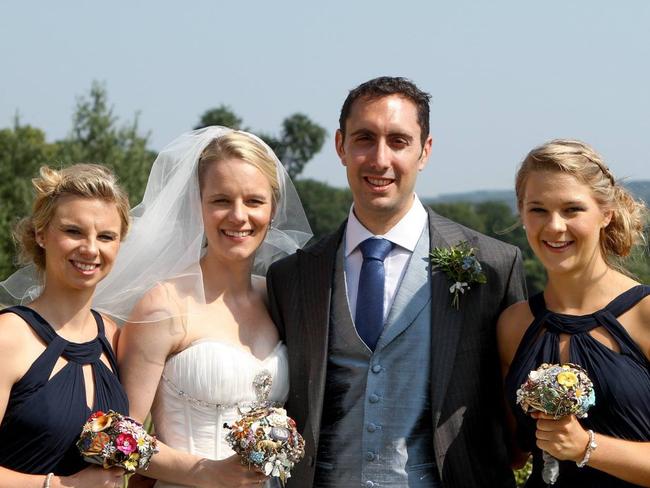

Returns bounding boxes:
[117,285,185,422]
[133,445,267,487]
[117,286,268,487]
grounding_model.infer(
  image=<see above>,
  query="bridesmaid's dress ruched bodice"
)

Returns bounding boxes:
[505,285,650,487]
[152,339,289,488]
[0,306,128,476]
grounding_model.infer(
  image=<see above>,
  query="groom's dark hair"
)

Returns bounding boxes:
[338,76,431,146]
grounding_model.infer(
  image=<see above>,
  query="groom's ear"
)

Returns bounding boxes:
[335,129,347,166]
[418,134,433,171]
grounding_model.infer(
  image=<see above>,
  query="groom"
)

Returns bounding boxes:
[267,76,526,488]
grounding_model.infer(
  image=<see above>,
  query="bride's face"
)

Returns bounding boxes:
[200,158,274,264]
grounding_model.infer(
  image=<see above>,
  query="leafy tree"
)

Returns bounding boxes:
[294,179,352,239]
[263,114,327,179]
[429,202,485,233]
[0,122,57,278]
[55,81,156,205]
[195,107,326,179]
[623,234,650,284]
[428,200,548,294]
[0,83,156,278]
[194,105,242,130]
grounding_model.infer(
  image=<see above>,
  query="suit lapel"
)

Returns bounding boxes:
[297,223,345,443]
[427,209,469,420]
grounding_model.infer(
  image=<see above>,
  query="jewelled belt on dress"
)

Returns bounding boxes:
[160,374,281,411]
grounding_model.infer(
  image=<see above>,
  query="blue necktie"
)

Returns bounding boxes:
[355,238,394,351]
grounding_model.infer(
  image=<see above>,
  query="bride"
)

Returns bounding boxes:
[94,127,311,487]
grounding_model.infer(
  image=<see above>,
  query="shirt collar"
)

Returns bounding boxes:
[345,194,428,256]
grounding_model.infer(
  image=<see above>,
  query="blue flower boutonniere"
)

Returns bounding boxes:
[430,241,487,310]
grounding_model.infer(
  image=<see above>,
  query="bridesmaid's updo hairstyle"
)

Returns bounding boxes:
[197,131,280,208]
[14,164,130,271]
[515,139,647,263]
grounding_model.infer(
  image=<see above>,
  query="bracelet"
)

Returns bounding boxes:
[576,429,597,468]
[43,473,53,488]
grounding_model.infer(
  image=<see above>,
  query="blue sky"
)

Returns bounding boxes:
[2,1,649,198]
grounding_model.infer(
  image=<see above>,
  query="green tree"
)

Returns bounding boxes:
[294,179,352,239]
[263,114,327,179]
[623,234,650,284]
[195,107,326,179]
[56,81,156,205]
[194,105,243,130]
[0,122,57,278]
[428,200,548,294]
[429,202,485,233]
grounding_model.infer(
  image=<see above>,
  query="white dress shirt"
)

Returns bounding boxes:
[345,195,428,323]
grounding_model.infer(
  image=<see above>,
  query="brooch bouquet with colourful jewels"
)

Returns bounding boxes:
[224,371,305,486]
[430,240,486,310]
[77,410,159,472]
[516,363,596,485]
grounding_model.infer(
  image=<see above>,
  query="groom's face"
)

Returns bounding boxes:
[336,94,432,233]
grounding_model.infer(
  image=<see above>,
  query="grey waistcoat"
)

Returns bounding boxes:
[315,227,441,488]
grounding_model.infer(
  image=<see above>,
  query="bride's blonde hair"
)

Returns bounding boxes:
[198,131,281,208]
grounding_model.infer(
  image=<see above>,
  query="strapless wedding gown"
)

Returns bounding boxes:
[151,339,289,488]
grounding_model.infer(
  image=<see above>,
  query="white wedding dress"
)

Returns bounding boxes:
[151,338,289,488]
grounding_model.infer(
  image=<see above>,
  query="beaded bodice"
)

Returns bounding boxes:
[151,339,288,488]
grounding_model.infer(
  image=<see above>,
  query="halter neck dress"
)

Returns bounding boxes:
[505,285,650,487]
[0,306,129,476]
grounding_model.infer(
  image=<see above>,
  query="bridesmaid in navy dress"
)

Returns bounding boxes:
[0,165,130,487]
[498,140,650,487]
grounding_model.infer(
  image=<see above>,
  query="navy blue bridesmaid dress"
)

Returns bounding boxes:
[505,285,650,487]
[0,306,129,476]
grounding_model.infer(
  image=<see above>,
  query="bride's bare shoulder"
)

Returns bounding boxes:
[122,282,190,352]
[129,282,184,323]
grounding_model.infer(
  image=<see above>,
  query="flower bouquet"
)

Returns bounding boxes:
[77,410,159,472]
[516,363,595,484]
[224,371,305,486]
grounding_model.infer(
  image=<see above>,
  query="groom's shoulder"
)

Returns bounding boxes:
[268,224,345,277]
[427,208,521,263]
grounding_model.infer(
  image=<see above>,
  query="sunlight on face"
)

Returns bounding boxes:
[521,171,612,276]
[200,158,274,265]
[39,196,123,291]
[336,94,431,233]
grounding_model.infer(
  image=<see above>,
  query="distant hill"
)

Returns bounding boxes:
[627,180,650,204]
[425,180,650,210]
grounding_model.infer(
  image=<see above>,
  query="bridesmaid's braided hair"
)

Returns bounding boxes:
[515,139,647,263]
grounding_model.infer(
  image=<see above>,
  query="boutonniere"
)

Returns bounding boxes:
[430,241,487,310]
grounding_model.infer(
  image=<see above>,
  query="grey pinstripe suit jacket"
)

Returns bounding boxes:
[267,207,527,488]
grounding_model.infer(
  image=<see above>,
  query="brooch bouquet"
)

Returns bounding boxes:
[430,240,486,309]
[224,371,305,486]
[77,410,159,472]
[516,363,595,484]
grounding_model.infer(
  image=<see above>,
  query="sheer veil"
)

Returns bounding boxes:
[1,127,312,321]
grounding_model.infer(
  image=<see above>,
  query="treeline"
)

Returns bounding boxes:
[1,84,648,296]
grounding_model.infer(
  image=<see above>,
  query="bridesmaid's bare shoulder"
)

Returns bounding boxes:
[497,300,534,369]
